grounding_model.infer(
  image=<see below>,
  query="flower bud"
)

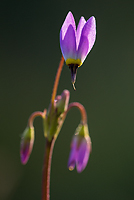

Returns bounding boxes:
[68,123,91,173]
[44,90,70,141]
[55,90,70,114]
[20,126,34,164]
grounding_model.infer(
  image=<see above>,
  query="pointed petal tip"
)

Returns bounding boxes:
[88,16,96,28]
[76,16,86,47]
[64,11,75,24]
[79,16,86,22]
[67,11,73,16]
[90,15,96,20]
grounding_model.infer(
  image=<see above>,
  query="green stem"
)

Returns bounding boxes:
[41,137,56,200]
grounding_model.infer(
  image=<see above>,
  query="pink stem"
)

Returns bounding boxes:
[28,110,46,127]
[67,102,87,124]
[41,137,56,200]
[51,56,64,104]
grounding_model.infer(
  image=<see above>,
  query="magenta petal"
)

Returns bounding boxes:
[60,11,76,60]
[76,140,87,172]
[68,137,77,170]
[60,11,76,39]
[68,149,76,170]
[60,25,76,60]
[77,16,96,63]
[76,138,91,173]
[20,127,34,165]
[77,35,89,64]
[76,16,86,49]
[20,139,34,164]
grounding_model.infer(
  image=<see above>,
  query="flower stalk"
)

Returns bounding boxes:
[51,55,64,105]
[67,102,87,124]
[28,111,45,127]
[41,56,65,200]
[42,137,56,200]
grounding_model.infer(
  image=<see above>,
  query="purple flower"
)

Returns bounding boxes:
[60,11,96,86]
[20,127,34,164]
[68,124,92,173]
[60,11,96,66]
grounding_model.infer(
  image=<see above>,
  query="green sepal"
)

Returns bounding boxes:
[75,123,89,138]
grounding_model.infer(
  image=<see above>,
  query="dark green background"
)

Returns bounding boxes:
[0,0,134,199]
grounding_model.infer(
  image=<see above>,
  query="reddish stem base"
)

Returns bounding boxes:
[42,138,55,200]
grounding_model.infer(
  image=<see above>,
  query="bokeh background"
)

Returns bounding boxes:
[1,0,134,199]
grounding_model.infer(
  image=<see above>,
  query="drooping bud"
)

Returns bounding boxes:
[20,126,34,164]
[68,123,91,173]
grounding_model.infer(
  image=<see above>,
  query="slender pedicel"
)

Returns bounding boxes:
[51,56,64,104]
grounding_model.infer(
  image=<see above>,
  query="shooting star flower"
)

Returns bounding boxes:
[60,11,96,89]
[68,124,92,173]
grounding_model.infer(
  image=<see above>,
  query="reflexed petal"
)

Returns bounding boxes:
[60,11,76,60]
[77,16,96,63]
[76,16,86,49]
[60,11,76,39]
[60,25,76,61]
[77,35,89,64]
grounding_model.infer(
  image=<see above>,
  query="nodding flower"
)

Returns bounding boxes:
[60,11,96,88]
[68,123,92,173]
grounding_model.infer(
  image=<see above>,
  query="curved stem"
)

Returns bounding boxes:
[42,137,56,200]
[67,102,87,124]
[51,56,64,105]
[28,111,45,127]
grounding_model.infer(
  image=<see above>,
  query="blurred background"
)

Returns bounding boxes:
[0,0,134,199]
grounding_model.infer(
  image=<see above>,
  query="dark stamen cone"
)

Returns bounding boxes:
[69,64,78,90]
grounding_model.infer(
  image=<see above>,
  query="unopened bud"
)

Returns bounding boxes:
[44,90,70,141]
[20,126,34,164]
[56,90,70,114]
[68,123,91,173]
